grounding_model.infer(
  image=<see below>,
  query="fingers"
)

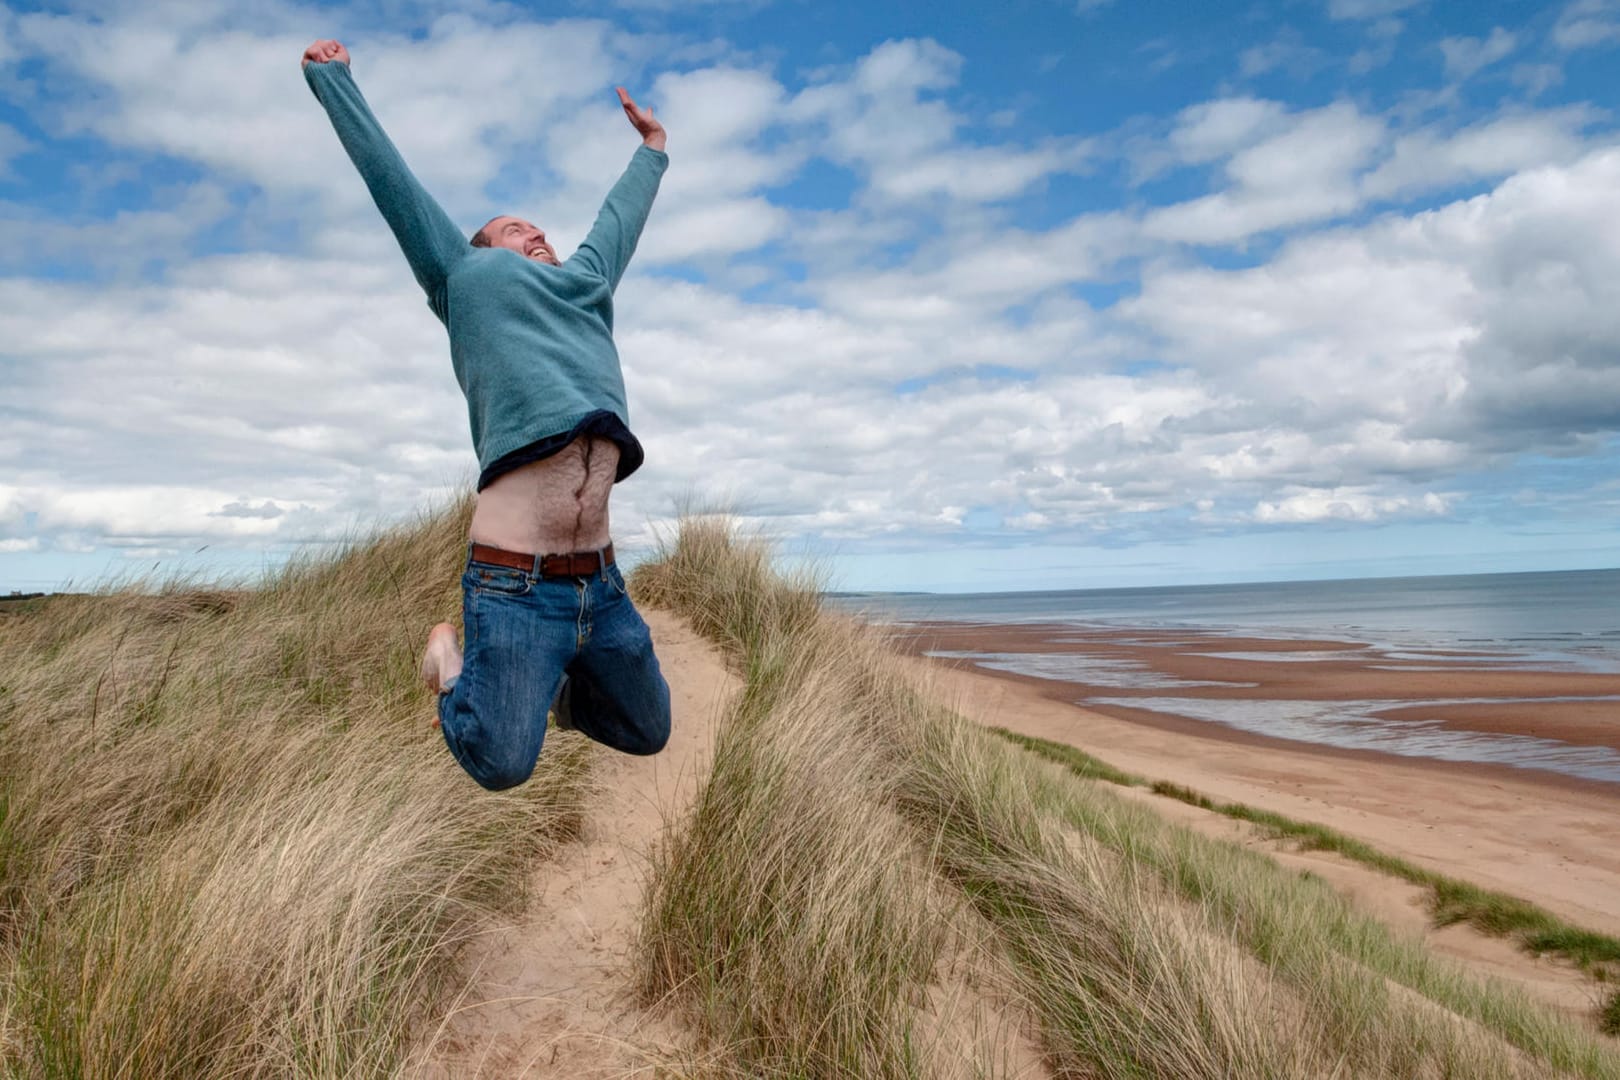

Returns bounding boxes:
[616,86,651,119]
[301,39,348,66]
[614,87,662,141]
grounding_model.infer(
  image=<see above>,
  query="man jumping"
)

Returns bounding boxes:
[302,38,671,789]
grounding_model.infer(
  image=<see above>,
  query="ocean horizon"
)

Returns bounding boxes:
[828,565,1620,671]
[833,566,1620,783]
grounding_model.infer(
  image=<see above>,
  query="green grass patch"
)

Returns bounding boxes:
[988,726,1145,787]
[1148,780,1216,810]
[1602,989,1620,1037]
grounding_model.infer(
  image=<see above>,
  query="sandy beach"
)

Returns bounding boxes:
[889,620,1620,940]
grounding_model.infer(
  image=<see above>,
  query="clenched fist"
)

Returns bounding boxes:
[302,39,351,68]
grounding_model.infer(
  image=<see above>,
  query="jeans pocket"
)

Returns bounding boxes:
[469,564,532,597]
[605,564,630,598]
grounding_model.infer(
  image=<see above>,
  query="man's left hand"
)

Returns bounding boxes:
[616,88,666,153]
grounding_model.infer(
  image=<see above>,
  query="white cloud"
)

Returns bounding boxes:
[1360,108,1592,201]
[610,0,769,9]
[0,182,234,274]
[1327,0,1424,19]
[1126,145,1620,508]
[9,485,306,543]
[1439,27,1516,81]
[637,197,789,262]
[0,122,29,178]
[1254,488,1451,523]
[1141,100,1600,246]
[12,7,627,212]
[1144,102,1385,244]
[1553,0,1620,49]
[872,139,1092,202]
[1512,63,1564,98]
[787,38,1088,205]
[1238,32,1325,79]
[0,247,472,557]
[1167,98,1288,163]
[1348,17,1406,72]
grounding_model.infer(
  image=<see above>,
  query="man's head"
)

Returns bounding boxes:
[471,215,558,265]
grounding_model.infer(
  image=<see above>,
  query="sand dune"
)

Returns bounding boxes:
[413,609,1619,1072]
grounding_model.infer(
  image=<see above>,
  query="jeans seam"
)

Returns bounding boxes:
[575,580,590,648]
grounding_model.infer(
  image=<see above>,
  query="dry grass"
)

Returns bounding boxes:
[638,638,950,1077]
[632,515,1620,1080]
[0,500,593,1078]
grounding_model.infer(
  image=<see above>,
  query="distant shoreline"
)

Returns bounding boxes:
[882,618,1620,789]
[826,563,1620,599]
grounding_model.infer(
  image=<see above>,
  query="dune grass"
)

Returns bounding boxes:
[1003,726,1620,983]
[634,519,968,1077]
[0,501,594,1078]
[633,516,1620,1079]
[637,636,949,1078]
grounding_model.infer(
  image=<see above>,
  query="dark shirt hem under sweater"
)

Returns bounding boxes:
[476,411,644,491]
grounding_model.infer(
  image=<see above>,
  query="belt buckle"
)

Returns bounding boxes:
[536,546,610,579]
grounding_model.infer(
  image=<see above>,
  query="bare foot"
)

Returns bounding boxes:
[420,622,463,710]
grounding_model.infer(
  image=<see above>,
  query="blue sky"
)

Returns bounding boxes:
[3,0,1620,593]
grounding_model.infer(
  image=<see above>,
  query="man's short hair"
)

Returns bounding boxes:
[470,227,492,248]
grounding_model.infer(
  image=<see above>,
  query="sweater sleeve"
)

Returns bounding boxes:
[566,145,668,291]
[303,61,468,318]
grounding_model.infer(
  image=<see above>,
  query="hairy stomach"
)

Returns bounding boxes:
[468,436,619,555]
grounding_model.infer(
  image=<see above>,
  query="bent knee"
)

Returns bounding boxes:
[467,753,537,791]
[626,709,671,756]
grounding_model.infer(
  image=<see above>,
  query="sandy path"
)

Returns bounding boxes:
[413,610,736,1078]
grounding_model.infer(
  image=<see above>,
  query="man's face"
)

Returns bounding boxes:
[482,215,558,265]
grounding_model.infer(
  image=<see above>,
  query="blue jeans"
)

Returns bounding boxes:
[436,550,671,790]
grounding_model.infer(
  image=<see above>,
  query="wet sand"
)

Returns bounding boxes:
[891,621,1620,764]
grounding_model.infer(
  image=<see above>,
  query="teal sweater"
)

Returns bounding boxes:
[303,60,668,482]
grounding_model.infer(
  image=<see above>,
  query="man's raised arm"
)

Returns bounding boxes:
[301,40,468,319]
[567,88,669,291]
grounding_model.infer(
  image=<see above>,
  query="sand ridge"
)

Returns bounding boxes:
[910,649,1620,1024]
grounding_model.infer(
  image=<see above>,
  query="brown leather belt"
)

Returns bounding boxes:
[469,542,615,579]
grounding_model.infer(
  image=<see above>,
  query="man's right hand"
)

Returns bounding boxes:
[302,39,351,68]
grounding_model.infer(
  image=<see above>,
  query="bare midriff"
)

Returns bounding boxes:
[467,436,620,556]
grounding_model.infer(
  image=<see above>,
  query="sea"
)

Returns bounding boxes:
[827,567,1620,784]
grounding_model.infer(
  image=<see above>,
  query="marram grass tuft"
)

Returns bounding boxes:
[0,500,593,1078]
